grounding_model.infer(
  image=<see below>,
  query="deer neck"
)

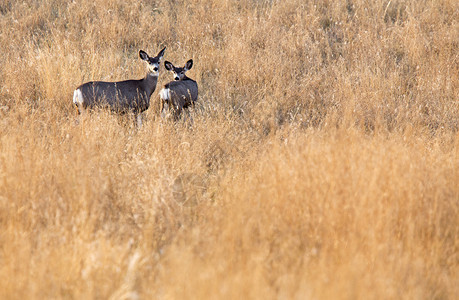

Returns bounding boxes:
[182,75,193,81]
[142,73,159,97]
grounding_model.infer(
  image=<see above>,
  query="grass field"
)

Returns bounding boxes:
[0,0,458,298]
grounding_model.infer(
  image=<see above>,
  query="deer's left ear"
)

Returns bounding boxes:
[139,50,149,61]
[185,59,193,71]
[157,47,166,60]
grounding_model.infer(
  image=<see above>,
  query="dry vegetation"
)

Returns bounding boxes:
[0,0,458,298]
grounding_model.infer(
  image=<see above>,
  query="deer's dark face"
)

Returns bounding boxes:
[139,47,166,77]
[164,59,193,81]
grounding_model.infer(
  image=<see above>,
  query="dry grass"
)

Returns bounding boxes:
[0,0,458,299]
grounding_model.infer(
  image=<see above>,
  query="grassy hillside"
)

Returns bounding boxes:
[0,0,458,298]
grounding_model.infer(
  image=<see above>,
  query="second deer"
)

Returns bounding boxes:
[159,59,198,119]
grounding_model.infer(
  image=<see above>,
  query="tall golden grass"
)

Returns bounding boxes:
[0,0,458,298]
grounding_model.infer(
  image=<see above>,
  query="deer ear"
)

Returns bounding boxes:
[185,59,193,71]
[139,50,149,61]
[157,47,166,60]
[164,61,173,71]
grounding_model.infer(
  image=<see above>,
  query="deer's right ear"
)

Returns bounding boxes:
[139,50,149,61]
[164,61,173,71]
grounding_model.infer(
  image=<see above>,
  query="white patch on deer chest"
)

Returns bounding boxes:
[73,89,84,105]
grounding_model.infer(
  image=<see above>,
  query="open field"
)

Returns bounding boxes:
[0,0,458,298]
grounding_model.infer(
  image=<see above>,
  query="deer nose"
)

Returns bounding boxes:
[153,67,158,71]
[174,76,180,80]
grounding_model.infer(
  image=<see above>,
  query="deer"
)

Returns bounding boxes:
[159,59,198,120]
[73,47,166,127]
